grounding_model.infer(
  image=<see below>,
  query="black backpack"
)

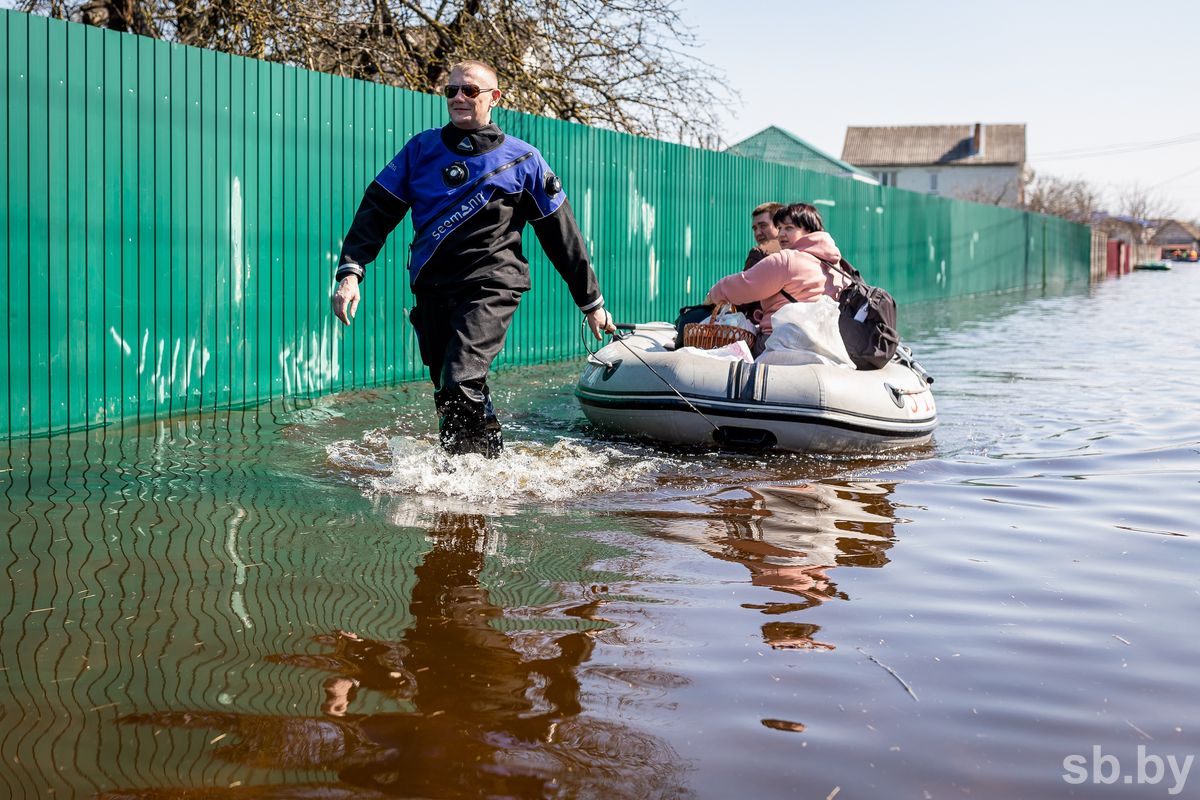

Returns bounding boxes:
[781,258,899,370]
[824,258,899,370]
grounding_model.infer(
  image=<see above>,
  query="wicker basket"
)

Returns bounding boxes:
[682,319,757,350]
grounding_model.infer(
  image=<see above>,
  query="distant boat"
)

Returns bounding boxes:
[1134,260,1171,271]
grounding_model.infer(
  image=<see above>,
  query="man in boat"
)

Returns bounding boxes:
[744,202,783,270]
[739,202,784,324]
[330,59,616,458]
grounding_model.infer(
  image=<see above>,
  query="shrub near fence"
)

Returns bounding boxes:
[1,10,1092,438]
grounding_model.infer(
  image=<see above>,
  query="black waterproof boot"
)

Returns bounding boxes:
[437,392,504,458]
[479,414,504,458]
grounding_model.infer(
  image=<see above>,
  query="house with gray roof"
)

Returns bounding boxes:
[1150,219,1200,258]
[727,126,880,184]
[841,123,1026,207]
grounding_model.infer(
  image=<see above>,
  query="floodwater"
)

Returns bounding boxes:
[2,266,1198,799]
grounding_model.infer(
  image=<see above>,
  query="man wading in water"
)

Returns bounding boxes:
[331,59,615,457]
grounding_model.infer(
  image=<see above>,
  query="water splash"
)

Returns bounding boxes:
[330,433,663,503]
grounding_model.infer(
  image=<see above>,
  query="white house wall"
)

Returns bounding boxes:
[884,165,1022,207]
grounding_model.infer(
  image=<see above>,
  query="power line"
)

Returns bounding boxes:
[1152,163,1200,188]
[1031,131,1200,161]
[1033,131,1200,157]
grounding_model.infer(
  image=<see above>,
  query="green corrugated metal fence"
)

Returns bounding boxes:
[2,10,1091,438]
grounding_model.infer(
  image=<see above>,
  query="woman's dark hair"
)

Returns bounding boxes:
[771,202,825,234]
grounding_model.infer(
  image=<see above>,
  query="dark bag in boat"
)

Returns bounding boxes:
[779,258,899,369]
[674,304,715,349]
[777,261,902,371]
[823,258,899,370]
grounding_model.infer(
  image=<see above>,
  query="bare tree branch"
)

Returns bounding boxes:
[1021,168,1103,224]
[21,0,734,146]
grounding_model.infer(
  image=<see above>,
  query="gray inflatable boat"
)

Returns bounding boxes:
[576,323,937,453]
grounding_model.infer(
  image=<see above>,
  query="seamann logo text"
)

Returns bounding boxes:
[432,192,486,240]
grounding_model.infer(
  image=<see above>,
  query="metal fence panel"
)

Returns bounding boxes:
[2,10,1092,438]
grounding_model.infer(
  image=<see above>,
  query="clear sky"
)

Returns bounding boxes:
[683,0,1200,220]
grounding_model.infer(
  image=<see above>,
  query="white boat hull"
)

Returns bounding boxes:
[576,324,937,453]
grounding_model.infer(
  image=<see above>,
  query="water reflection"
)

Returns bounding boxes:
[625,481,898,652]
[106,513,687,799]
[272,630,417,717]
[6,272,1198,798]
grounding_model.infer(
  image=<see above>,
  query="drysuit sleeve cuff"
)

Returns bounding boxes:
[335,262,366,284]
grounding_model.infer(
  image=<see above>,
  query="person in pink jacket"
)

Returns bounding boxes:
[705,203,848,342]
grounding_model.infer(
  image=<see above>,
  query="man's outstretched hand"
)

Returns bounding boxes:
[585,306,616,340]
[333,275,360,325]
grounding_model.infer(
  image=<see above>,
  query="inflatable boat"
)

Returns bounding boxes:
[576,323,937,453]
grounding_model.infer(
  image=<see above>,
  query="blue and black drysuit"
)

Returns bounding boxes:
[336,123,605,456]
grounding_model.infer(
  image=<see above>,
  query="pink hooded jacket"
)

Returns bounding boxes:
[705,231,847,333]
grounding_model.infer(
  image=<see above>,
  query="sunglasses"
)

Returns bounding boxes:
[443,84,496,99]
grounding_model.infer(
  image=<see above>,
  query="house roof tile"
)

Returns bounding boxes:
[1151,219,1200,243]
[841,124,1026,166]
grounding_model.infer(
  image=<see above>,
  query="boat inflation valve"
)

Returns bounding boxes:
[885,383,905,408]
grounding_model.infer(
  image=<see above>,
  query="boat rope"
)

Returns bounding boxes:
[580,322,723,433]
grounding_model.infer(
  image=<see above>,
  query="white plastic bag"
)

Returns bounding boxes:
[679,339,754,363]
[709,307,758,334]
[757,297,855,368]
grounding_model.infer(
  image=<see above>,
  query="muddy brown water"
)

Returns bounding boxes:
[1,266,1197,799]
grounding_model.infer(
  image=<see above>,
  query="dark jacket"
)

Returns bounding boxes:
[336,123,603,311]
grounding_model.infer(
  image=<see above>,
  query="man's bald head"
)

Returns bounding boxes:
[449,60,498,86]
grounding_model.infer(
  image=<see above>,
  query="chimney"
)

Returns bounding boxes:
[972,123,985,157]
